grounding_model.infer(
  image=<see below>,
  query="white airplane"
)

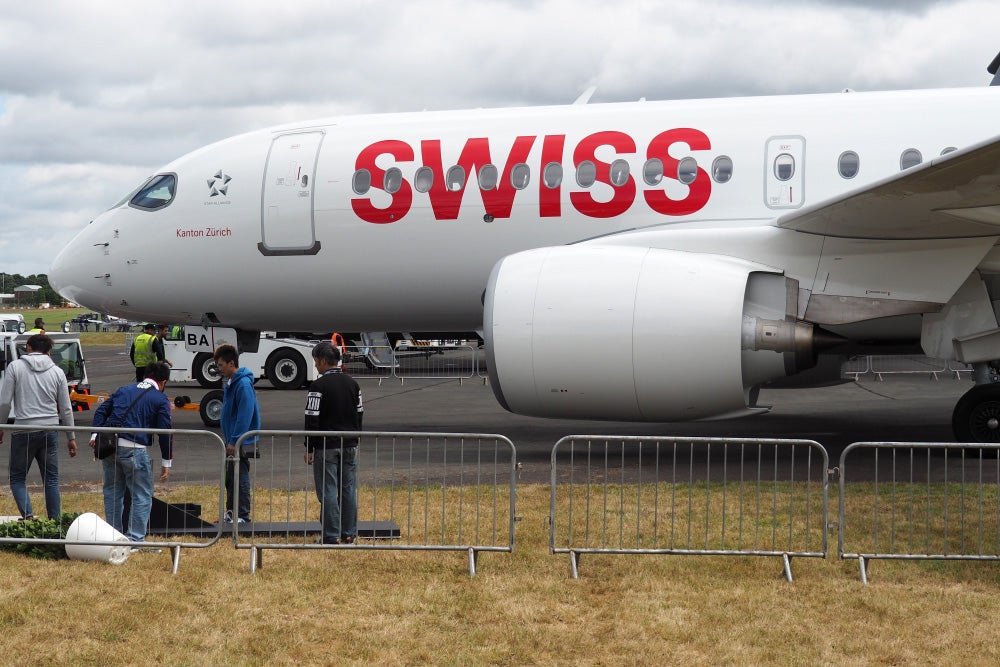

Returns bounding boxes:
[50,53,1000,441]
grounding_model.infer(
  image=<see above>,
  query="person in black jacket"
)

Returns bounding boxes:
[304,341,363,544]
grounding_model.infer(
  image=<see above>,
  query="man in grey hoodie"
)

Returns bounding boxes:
[0,334,77,519]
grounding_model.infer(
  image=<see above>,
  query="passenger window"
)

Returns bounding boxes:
[838,151,860,179]
[609,159,630,187]
[129,174,176,210]
[642,158,663,186]
[446,165,466,192]
[478,164,499,191]
[414,166,434,193]
[677,157,698,185]
[711,156,733,183]
[900,148,922,170]
[576,160,597,187]
[773,154,795,181]
[511,163,530,190]
[383,167,403,194]
[543,162,563,188]
[352,169,371,195]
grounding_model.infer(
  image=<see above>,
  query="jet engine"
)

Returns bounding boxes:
[484,245,820,421]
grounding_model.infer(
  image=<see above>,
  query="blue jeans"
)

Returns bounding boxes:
[226,451,252,521]
[8,430,60,519]
[313,446,357,544]
[102,446,153,542]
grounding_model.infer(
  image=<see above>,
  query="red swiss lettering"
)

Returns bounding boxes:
[539,134,565,218]
[569,131,637,219]
[351,140,414,224]
[643,128,712,216]
[422,137,536,220]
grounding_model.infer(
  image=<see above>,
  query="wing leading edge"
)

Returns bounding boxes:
[778,134,1000,240]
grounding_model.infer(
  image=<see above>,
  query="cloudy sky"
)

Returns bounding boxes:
[1,0,998,278]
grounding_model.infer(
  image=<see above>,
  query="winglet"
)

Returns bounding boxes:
[989,49,1000,86]
[573,86,597,105]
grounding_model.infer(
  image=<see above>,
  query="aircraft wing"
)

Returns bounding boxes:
[777,134,1000,240]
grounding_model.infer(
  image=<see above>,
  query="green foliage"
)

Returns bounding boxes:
[0,272,64,307]
[0,513,80,560]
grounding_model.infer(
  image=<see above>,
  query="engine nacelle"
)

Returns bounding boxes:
[484,245,814,421]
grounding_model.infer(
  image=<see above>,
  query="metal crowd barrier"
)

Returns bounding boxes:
[392,344,476,382]
[845,355,971,381]
[550,436,829,581]
[340,344,484,383]
[0,424,226,574]
[232,430,517,576]
[838,442,1000,583]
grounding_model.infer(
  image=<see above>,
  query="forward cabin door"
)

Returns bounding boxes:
[259,131,324,255]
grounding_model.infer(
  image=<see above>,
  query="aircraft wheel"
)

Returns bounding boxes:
[199,389,224,428]
[266,349,305,389]
[952,384,1000,443]
[193,353,223,388]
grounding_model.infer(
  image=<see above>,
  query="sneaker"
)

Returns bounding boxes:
[222,510,233,524]
[236,517,247,524]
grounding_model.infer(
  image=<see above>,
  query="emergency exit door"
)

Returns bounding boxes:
[259,131,324,255]
[764,135,805,209]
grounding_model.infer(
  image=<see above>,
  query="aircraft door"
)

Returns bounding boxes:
[259,131,324,256]
[764,136,805,209]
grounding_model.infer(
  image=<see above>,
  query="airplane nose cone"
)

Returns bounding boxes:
[49,221,106,310]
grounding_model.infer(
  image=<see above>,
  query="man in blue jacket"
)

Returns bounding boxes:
[214,344,261,524]
[89,362,173,543]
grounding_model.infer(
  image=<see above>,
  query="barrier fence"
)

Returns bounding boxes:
[844,355,973,380]
[5,424,1000,585]
[232,430,517,576]
[0,424,226,574]
[838,442,1000,583]
[549,436,830,581]
[340,344,485,382]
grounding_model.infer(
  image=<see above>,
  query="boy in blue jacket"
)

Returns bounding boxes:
[213,344,261,524]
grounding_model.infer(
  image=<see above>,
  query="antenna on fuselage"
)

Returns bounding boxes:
[988,49,1000,86]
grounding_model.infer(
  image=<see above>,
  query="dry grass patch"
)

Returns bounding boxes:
[1,484,1000,665]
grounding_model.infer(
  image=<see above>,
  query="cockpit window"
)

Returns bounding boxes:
[129,173,177,210]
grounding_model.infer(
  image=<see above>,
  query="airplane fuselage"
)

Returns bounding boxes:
[49,87,1000,336]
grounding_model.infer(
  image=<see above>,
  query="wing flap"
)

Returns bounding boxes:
[778,134,1000,239]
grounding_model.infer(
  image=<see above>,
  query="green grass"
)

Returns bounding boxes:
[2,483,999,665]
[0,306,130,346]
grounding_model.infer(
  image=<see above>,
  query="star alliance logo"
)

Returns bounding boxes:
[207,170,232,197]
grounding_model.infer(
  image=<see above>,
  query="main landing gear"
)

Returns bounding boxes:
[952,362,1000,443]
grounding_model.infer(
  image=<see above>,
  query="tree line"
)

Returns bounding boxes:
[0,273,66,307]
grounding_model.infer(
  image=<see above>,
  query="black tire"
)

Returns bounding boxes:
[952,384,1000,443]
[192,352,223,388]
[265,348,306,389]
[199,389,224,428]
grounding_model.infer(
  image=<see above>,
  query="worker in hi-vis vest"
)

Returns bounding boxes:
[129,323,158,382]
[27,317,45,333]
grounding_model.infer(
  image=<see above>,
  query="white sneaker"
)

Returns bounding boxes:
[222,510,233,524]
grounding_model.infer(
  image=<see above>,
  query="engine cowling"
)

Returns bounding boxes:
[484,245,815,421]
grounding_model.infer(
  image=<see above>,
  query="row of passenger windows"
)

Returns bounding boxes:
[353,145,959,196]
[833,146,956,179]
[352,156,735,196]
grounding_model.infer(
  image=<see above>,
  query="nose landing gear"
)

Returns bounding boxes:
[952,361,1000,443]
